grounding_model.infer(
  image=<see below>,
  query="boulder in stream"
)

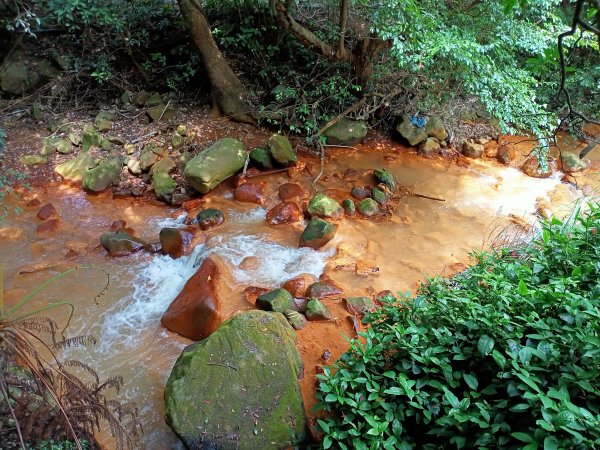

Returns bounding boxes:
[357,198,379,217]
[266,202,302,225]
[323,117,369,146]
[344,296,376,315]
[184,138,246,193]
[305,298,332,321]
[496,145,516,165]
[161,256,222,340]
[267,134,297,166]
[283,274,317,298]
[418,138,441,158]
[561,152,588,173]
[82,158,122,192]
[196,208,224,230]
[100,232,150,256]
[342,199,356,216]
[307,193,344,219]
[462,141,484,159]
[250,147,274,169]
[373,168,398,192]
[306,281,343,299]
[283,309,308,330]
[278,182,306,201]
[55,153,94,182]
[299,218,337,249]
[424,117,448,141]
[522,156,553,178]
[256,288,295,313]
[159,228,193,259]
[234,182,266,204]
[164,310,307,450]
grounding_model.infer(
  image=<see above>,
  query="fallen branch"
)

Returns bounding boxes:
[413,193,446,202]
[130,131,158,144]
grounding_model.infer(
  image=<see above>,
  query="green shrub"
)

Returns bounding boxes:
[316,203,600,449]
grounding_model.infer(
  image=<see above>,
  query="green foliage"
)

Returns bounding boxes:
[317,202,600,449]
[31,440,89,450]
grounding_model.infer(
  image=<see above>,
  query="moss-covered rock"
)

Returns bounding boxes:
[371,187,388,205]
[358,198,379,217]
[396,115,428,146]
[41,137,72,155]
[55,153,94,182]
[256,288,295,313]
[305,298,332,321]
[324,117,369,146]
[152,172,177,202]
[283,309,308,330]
[147,104,176,122]
[171,133,184,149]
[82,125,111,151]
[184,138,246,194]
[418,138,441,158]
[342,199,355,216]
[462,141,484,158]
[561,152,588,173]
[267,134,297,166]
[82,158,122,192]
[424,117,448,141]
[164,310,307,450]
[196,208,225,230]
[300,218,338,249]
[150,157,176,175]
[307,193,344,219]
[20,155,48,166]
[344,296,376,315]
[100,232,149,256]
[250,147,274,169]
[373,168,398,192]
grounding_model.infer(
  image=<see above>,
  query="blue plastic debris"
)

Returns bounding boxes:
[410,115,426,128]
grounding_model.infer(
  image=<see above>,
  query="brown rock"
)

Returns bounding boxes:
[161,256,222,340]
[36,219,60,234]
[484,143,499,158]
[266,202,303,225]
[496,145,516,165]
[234,182,266,204]
[283,274,317,298]
[110,220,127,231]
[278,183,306,201]
[351,187,371,200]
[36,203,57,221]
[306,281,343,299]
[159,228,193,259]
[522,157,553,178]
[182,198,205,212]
[240,256,260,270]
[244,286,270,305]
[342,169,358,181]
[26,198,41,208]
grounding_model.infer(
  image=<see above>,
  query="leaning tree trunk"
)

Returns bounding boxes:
[177,0,254,123]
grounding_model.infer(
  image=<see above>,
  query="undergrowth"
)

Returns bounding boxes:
[316,202,600,449]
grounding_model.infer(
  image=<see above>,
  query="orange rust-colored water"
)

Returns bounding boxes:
[1,138,598,448]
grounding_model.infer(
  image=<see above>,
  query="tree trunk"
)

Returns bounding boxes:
[352,35,389,90]
[177,0,254,123]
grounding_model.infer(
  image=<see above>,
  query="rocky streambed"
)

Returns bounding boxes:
[1,117,599,448]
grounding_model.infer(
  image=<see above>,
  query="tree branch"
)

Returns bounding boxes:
[337,0,350,60]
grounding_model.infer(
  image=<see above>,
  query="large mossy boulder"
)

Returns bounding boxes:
[184,138,246,194]
[55,153,94,182]
[324,117,369,146]
[82,158,122,192]
[164,310,307,450]
[396,115,428,146]
[267,134,297,166]
[424,117,448,141]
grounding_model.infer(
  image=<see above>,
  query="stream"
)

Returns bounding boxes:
[1,137,598,448]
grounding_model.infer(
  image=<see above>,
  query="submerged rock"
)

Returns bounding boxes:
[351,187,371,200]
[161,256,222,340]
[344,296,376,315]
[279,183,306,201]
[266,202,302,225]
[82,158,122,192]
[36,203,57,221]
[307,193,344,219]
[100,232,149,256]
[164,310,307,449]
[256,288,295,313]
[305,298,332,321]
[283,274,317,298]
[184,138,246,194]
[396,115,428,146]
[234,182,266,204]
[196,208,224,230]
[306,282,343,299]
[267,134,297,166]
[300,218,337,249]
[324,117,369,146]
[159,228,192,259]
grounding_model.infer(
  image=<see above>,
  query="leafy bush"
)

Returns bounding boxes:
[316,202,600,449]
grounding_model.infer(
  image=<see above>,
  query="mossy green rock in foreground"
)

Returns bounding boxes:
[164,310,307,450]
[82,158,122,192]
[256,288,295,312]
[267,134,297,166]
[184,138,246,194]
[300,218,338,249]
[307,193,344,219]
[323,117,369,146]
[55,153,94,182]
[152,172,177,202]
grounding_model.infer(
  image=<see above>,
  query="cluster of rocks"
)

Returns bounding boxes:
[395,115,590,178]
[0,50,67,97]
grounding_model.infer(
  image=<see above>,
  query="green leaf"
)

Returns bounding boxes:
[543,436,559,450]
[323,435,333,449]
[443,388,460,409]
[317,419,330,434]
[518,279,528,295]
[463,373,478,391]
[478,335,495,355]
[511,432,534,443]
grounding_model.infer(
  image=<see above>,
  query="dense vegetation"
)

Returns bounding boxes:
[1,0,598,149]
[316,202,600,449]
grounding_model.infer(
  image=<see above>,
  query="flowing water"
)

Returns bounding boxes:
[1,137,598,448]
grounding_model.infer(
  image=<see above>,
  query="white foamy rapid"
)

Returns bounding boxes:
[149,213,187,229]
[98,229,332,349]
